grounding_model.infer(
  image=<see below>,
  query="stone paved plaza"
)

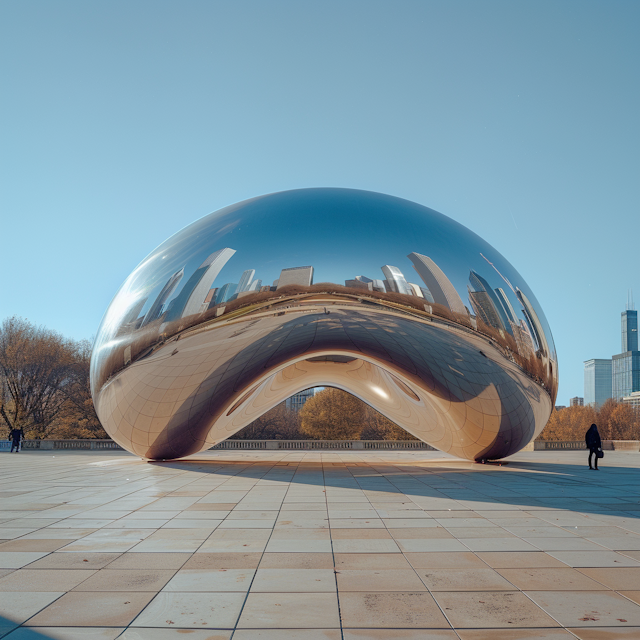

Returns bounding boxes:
[1,450,640,639]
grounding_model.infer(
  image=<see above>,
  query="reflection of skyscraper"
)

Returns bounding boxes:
[407,253,467,315]
[121,296,149,329]
[495,287,518,324]
[345,279,373,291]
[584,359,612,407]
[247,279,262,292]
[381,265,410,295]
[286,388,315,412]
[468,288,504,332]
[276,266,314,289]
[215,283,237,304]
[200,288,218,313]
[515,288,549,356]
[142,268,184,326]
[235,269,256,294]
[165,248,236,321]
[468,271,510,334]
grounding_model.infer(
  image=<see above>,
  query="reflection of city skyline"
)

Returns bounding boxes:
[121,244,549,367]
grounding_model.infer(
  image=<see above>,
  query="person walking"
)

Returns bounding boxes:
[585,423,602,470]
[9,428,23,453]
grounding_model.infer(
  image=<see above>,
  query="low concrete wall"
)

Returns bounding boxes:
[533,440,640,452]
[1,439,436,452]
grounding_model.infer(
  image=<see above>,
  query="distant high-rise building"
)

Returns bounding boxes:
[407,253,467,315]
[276,266,314,289]
[612,351,640,400]
[215,283,237,305]
[286,388,315,412]
[247,279,262,292]
[142,267,184,326]
[622,292,638,352]
[612,296,640,400]
[406,283,425,298]
[584,359,612,408]
[199,288,219,313]
[381,265,411,295]
[569,396,584,407]
[345,279,372,291]
[235,269,256,294]
[165,248,236,321]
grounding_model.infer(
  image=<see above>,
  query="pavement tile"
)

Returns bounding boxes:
[336,569,427,592]
[258,553,334,569]
[3,627,124,639]
[162,568,254,592]
[404,552,488,569]
[251,568,336,592]
[547,552,640,568]
[237,592,340,628]
[24,553,120,570]
[339,591,449,628]
[118,629,230,639]
[457,631,573,639]
[343,632,458,639]
[233,631,340,639]
[433,591,560,628]
[73,569,176,591]
[26,591,155,626]
[334,554,412,570]
[0,569,95,592]
[526,590,640,627]
[418,568,515,591]
[567,629,640,640]
[497,568,606,590]
[130,591,245,628]
[476,552,568,569]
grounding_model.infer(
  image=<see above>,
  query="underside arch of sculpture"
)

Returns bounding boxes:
[91,188,557,461]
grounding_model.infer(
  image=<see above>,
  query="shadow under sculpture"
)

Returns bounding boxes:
[90,188,558,461]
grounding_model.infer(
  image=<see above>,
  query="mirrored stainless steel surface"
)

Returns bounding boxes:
[90,188,558,460]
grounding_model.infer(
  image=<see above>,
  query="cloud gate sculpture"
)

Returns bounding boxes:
[90,188,557,461]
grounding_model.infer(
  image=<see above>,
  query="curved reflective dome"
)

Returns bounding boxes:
[91,188,557,461]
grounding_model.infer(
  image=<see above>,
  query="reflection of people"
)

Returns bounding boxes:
[10,428,23,453]
[585,423,602,470]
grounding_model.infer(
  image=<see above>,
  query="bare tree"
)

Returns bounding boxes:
[0,317,98,439]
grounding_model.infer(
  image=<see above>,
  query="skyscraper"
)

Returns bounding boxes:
[235,269,256,294]
[612,296,640,400]
[622,295,638,352]
[584,359,612,408]
[407,253,467,315]
[569,397,584,407]
[215,283,238,305]
[276,266,314,289]
[468,271,511,334]
[381,265,411,295]
[165,248,236,322]
[515,288,550,357]
[142,267,184,326]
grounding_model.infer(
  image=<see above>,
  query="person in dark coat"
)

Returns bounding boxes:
[585,423,602,470]
[9,428,24,453]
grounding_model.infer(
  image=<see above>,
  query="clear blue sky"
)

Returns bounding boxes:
[1,0,638,405]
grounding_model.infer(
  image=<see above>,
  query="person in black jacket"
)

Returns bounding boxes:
[585,423,602,470]
[9,428,24,453]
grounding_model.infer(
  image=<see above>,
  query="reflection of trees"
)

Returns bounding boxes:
[232,402,303,440]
